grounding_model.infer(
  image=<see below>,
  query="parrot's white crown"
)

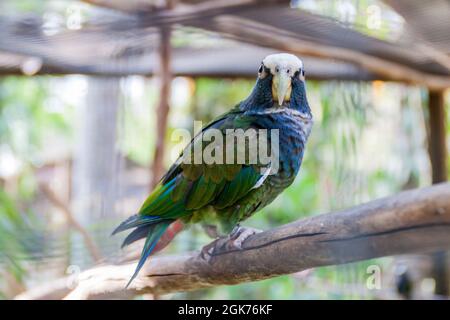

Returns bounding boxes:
[262,53,303,74]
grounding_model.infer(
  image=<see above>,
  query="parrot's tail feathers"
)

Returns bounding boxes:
[120,225,149,249]
[126,220,173,288]
[121,219,185,250]
[112,214,161,236]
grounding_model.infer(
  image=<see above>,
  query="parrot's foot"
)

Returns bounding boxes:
[228,225,261,249]
[199,226,262,262]
[200,240,215,261]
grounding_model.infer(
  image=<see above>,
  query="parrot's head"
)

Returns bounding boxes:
[261,53,304,106]
[242,53,309,114]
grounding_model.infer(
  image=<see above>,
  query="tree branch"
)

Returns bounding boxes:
[16,183,450,300]
[39,182,103,263]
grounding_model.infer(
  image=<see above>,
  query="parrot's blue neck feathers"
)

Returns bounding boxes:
[240,76,274,112]
[240,76,311,116]
[290,78,311,115]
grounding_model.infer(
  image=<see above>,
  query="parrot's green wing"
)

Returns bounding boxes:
[137,107,265,222]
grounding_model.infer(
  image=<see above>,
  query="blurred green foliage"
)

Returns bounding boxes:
[0,189,36,287]
[0,76,72,296]
[0,77,73,162]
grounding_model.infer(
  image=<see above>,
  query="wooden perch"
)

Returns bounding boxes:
[16,183,450,300]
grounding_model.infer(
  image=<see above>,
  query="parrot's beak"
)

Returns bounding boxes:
[272,70,292,106]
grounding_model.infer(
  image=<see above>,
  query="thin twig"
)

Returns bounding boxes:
[39,183,103,263]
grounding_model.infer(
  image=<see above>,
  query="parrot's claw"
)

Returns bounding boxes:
[229,226,261,249]
[200,238,220,262]
[199,226,262,262]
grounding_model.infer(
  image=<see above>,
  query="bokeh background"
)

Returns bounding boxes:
[1,0,449,299]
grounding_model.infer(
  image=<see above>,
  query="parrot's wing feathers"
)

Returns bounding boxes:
[138,178,186,218]
[161,106,243,183]
[138,108,267,218]
[172,110,264,211]
[212,165,261,209]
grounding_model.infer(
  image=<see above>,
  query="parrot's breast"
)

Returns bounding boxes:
[251,108,313,188]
